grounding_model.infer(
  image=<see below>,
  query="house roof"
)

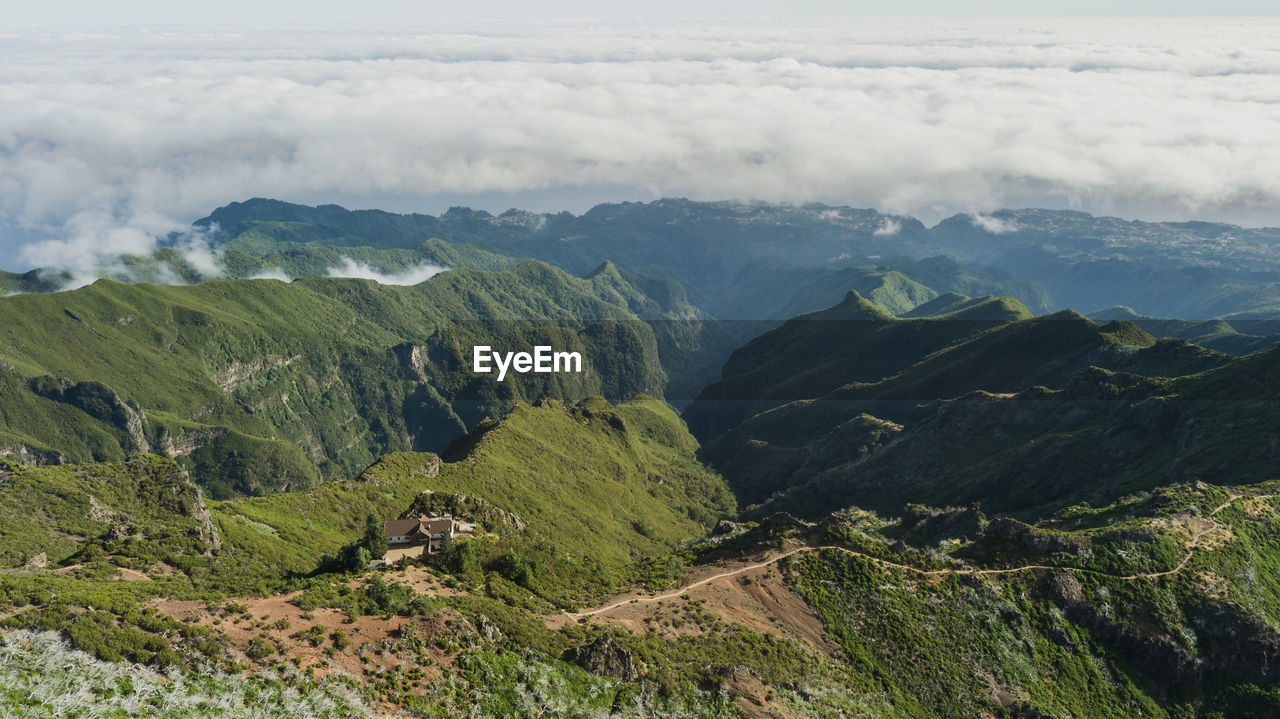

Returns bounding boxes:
[385,518,421,536]
[424,518,453,534]
[386,515,454,537]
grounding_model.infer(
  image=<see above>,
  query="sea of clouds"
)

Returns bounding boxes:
[3,18,1280,273]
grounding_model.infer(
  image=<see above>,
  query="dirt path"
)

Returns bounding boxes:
[568,492,1271,620]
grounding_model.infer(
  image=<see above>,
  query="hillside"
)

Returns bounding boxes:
[5,336,1280,716]
[687,293,1240,513]
[0,396,773,716]
[214,396,735,605]
[1090,306,1280,356]
[14,198,1280,324]
[0,268,72,296]
[0,393,733,612]
[7,450,1280,716]
[0,263,685,497]
[683,291,1032,441]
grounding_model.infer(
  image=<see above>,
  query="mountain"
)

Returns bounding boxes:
[8,196,1280,716]
[925,209,1280,318]
[0,262,690,497]
[0,267,73,295]
[1090,306,1280,356]
[7,435,1280,717]
[686,292,1238,514]
[191,198,1280,320]
[682,290,1033,440]
[196,198,935,303]
[13,198,1280,322]
[187,198,1048,321]
[215,396,734,604]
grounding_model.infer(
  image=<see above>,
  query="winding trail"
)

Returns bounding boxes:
[566,492,1271,620]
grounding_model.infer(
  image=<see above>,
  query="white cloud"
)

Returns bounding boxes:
[969,214,1018,234]
[324,258,449,285]
[3,18,1280,270]
[874,218,902,236]
[246,268,294,282]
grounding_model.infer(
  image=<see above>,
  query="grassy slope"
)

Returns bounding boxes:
[682,291,1028,440]
[690,293,1241,514]
[0,395,732,665]
[0,262,675,496]
[789,480,1280,717]
[1089,306,1280,356]
[214,396,734,604]
[756,352,1280,521]
[0,454,216,569]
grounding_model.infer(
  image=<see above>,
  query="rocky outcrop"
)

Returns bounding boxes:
[563,634,639,681]
[87,494,115,523]
[1062,366,1161,401]
[155,426,230,457]
[188,483,222,554]
[129,456,221,553]
[984,517,1091,556]
[403,490,525,533]
[28,378,151,452]
[213,354,301,393]
[0,445,65,466]
[759,512,812,535]
[395,343,430,384]
[899,503,988,543]
[1048,573,1085,606]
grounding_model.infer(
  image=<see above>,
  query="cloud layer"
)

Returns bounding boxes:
[3,19,1280,270]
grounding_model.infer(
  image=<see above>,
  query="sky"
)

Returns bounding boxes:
[6,1,1280,24]
[2,14,1280,272]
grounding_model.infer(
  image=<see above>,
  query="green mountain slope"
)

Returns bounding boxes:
[1089,306,1280,356]
[688,293,1238,513]
[0,396,733,605]
[0,454,219,570]
[219,396,733,605]
[740,349,1280,523]
[784,480,1280,717]
[0,262,685,497]
[0,268,73,296]
[682,291,1033,441]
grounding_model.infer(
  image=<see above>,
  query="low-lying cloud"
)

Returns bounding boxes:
[874,218,902,237]
[324,259,449,285]
[3,19,1280,271]
[245,268,294,282]
[969,214,1018,234]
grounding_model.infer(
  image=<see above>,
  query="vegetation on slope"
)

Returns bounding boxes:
[218,396,734,606]
[1090,306,1280,356]
[0,630,377,719]
[0,263,684,496]
[687,291,1253,516]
